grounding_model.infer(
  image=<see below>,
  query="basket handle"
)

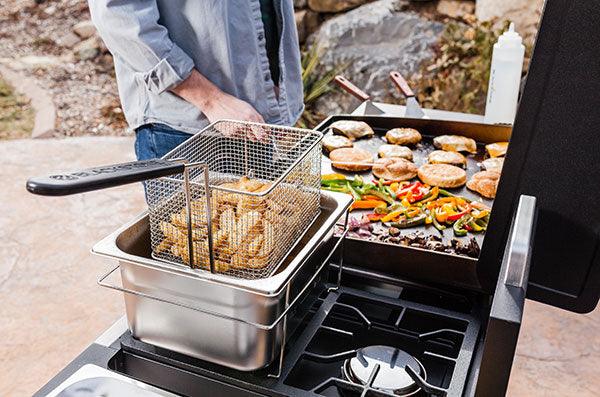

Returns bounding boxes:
[25,159,185,196]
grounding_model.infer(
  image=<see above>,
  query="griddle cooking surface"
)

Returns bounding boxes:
[322,126,494,250]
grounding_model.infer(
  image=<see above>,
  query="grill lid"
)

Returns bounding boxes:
[478,0,600,313]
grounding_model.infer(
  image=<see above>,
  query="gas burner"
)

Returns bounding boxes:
[342,345,426,396]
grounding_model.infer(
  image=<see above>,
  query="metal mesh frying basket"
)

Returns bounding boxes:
[146,120,322,280]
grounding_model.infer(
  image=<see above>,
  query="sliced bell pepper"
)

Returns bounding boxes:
[453,215,470,236]
[351,175,364,187]
[364,188,394,204]
[472,209,490,219]
[447,204,471,222]
[350,199,387,211]
[391,213,426,228]
[467,219,484,232]
[432,215,446,231]
[417,186,439,204]
[361,194,384,201]
[346,182,362,201]
[405,207,421,218]
[381,209,405,223]
[321,173,347,182]
[366,213,386,222]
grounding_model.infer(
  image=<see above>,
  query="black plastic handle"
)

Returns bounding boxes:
[26,159,185,196]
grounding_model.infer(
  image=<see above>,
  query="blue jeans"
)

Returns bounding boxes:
[135,123,192,161]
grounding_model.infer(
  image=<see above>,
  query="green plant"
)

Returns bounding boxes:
[413,20,513,114]
[297,43,344,129]
[0,77,34,139]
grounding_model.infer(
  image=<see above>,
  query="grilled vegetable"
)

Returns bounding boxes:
[391,213,427,228]
[350,199,387,211]
[453,215,470,236]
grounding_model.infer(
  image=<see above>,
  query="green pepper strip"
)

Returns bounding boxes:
[438,189,472,203]
[391,214,427,229]
[365,188,394,204]
[432,215,446,232]
[453,214,470,237]
[353,175,364,185]
[346,182,362,201]
[467,219,484,232]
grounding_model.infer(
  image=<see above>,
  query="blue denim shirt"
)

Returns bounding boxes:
[89,0,304,134]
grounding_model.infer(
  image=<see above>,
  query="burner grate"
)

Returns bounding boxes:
[110,282,480,397]
[284,289,476,396]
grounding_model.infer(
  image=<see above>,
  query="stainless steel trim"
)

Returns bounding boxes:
[504,195,537,289]
[97,227,350,330]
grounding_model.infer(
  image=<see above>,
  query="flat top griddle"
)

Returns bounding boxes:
[316,115,512,290]
[322,126,494,251]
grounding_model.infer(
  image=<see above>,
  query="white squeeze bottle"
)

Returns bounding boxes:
[484,23,525,124]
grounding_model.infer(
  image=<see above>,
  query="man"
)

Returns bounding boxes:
[89,0,304,160]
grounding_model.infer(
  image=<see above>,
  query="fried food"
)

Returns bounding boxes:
[481,157,504,173]
[427,150,467,167]
[329,120,374,140]
[377,144,413,160]
[467,171,500,199]
[329,147,373,171]
[433,135,477,153]
[385,128,422,145]
[155,175,287,273]
[322,134,353,152]
[417,164,467,188]
[372,157,418,181]
[485,142,509,158]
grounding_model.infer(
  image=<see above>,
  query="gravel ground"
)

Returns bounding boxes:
[0,0,129,137]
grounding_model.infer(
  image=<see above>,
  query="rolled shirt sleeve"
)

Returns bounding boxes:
[88,0,195,94]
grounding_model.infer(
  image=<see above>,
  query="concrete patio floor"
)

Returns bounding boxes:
[0,137,598,396]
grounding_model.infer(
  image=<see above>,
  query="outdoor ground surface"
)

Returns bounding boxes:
[1,137,599,396]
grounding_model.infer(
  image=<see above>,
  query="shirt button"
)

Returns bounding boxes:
[258,32,264,41]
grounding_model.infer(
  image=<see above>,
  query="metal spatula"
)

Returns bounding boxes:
[389,71,425,118]
[334,75,385,115]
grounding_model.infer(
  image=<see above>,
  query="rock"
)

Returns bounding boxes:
[295,9,321,43]
[310,0,444,114]
[308,0,371,13]
[56,32,80,48]
[73,20,97,39]
[294,0,308,8]
[14,55,62,69]
[0,64,57,138]
[437,0,475,18]
[43,5,57,16]
[74,37,100,61]
[476,0,544,40]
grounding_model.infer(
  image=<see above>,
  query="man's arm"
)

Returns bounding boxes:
[88,0,263,123]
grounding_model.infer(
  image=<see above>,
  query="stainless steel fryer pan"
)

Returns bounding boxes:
[92,191,352,371]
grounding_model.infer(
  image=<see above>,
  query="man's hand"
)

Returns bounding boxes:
[172,69,264,124]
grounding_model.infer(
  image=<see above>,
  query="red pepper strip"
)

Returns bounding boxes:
[464,224,473,231]
[409,192,424,203]
[366,213,386,221]
[397,182,422,198]
[447,205,472,222]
